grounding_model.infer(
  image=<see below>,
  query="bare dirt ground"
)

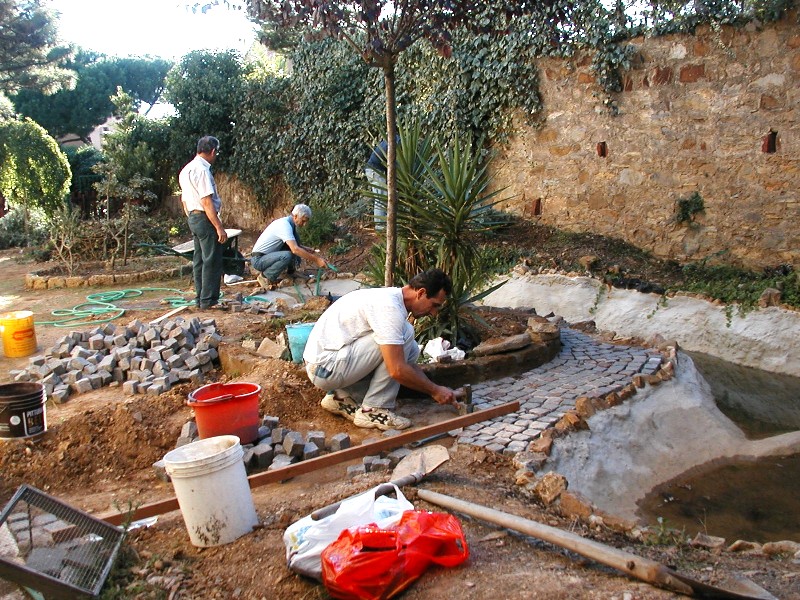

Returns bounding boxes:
[1,228,798,600]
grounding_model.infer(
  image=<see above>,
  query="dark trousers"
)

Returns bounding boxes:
[251,251,299,283]
[188,212,223,308]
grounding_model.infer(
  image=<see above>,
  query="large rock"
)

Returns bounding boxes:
[471,333,532,357]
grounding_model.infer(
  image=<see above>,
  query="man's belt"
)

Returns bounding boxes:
[251,252,264,258]
[188,210,205,215]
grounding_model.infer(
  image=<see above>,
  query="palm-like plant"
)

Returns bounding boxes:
[366,122,510,348]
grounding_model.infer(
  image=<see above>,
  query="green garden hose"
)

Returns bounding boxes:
[35,287,196,328]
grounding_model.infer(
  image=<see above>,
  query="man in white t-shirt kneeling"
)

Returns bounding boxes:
[302,269,459,431]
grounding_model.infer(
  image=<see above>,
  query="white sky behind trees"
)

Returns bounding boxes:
[47,0,258,60]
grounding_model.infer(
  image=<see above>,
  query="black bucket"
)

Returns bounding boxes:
[0,383,47,439]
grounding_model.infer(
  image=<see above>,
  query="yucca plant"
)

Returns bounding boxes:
[366,122,511,348]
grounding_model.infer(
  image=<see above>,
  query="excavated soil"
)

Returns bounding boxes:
[1,239,798,600]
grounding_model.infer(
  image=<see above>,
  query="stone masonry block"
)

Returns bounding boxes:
[180,421,198,439]
[71,378,93,394]
[270,427,286,445]
[347,464,367,479]
[269,454,296,470]
[306,431,325,450]
[329,433,351,452]
[302,443,321,460]
[386,448,412,469]
[253,444,274,468]
[283,431,305,457]
[45,358,66,376]
[242,447,257,472]
[87,334,105,350]
[51,387,70,403]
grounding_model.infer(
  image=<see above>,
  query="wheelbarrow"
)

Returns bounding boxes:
[137,228,248,277]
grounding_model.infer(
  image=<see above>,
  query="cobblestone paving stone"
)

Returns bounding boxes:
[458,328,663,454]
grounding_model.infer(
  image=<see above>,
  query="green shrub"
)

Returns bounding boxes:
[675,192,705,224]
[0,206,49,250]
[680,260,798,317]
[302,203,339,249]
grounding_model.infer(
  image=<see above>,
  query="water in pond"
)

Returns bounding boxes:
[688,351,800,439]
[639,454,800,543]
[639,353,800,542]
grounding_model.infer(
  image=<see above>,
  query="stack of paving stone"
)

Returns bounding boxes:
[8,316,221,403]
[155,418,411,480]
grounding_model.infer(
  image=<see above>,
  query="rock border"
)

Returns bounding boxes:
[24,264,193,290]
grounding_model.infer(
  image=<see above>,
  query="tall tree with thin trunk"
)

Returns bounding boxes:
[245,1,544,286]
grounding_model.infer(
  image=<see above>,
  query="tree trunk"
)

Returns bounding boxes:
[123,200,130,266]
[383,64,398,287]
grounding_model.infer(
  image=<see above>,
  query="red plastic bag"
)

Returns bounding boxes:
[321,510,469,600]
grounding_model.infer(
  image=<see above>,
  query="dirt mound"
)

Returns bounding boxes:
[0,386,186,499]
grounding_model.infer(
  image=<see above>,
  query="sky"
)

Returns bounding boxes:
[47,0,259,61]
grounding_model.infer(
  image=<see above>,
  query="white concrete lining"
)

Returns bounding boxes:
[481,273,800,377]
[481,274,800,521]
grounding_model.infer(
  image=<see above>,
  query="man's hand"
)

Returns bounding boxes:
[217,228,228,243]
[315,256,327,268]
[431,385,457,406]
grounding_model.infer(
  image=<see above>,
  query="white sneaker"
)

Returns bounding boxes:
[320,394,359,422]
[353,407,411,431]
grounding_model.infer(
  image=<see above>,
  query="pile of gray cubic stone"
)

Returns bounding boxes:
[8,316,222,403]
[154,417,412,481]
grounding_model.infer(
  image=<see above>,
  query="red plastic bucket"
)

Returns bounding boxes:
[187,382,261,445]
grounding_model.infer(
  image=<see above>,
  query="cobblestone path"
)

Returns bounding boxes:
[459,328,663,454]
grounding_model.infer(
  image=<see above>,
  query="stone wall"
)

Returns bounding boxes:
[217,173,295,232]
[165,174,295,233]
[490,15,800,270]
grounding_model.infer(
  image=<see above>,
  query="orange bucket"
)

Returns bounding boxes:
[0,311,38,358]
[187,382,261,444]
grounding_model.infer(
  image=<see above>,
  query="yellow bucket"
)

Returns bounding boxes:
[0,311,38,358]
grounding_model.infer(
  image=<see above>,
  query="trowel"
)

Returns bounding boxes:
[310,445,450,521]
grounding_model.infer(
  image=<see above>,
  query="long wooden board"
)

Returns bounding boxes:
[101,400,520,526]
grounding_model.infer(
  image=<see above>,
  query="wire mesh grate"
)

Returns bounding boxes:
[0,485,125,599]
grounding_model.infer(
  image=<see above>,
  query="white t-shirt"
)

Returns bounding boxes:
[252,216,295,255]
[303,287,408,363]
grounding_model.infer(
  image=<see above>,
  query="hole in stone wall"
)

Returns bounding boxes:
[762,130,778,153]
[596,141,608,157]
[533,198,542,216]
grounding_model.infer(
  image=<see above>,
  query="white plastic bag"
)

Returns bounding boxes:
[423,337,466,362]
[283,484,413,580]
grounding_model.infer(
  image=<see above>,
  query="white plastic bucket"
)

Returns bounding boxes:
[163,435,258,547]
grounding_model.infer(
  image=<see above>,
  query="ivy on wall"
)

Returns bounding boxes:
[224,0,796,212]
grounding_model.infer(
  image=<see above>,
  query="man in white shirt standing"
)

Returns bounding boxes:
[250,203,328,289]
[179,136,227,309]
[303,268,458,431]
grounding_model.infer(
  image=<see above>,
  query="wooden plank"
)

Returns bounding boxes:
[149,305,189,325]
[247,400,519,487]
[100,400,519,526]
